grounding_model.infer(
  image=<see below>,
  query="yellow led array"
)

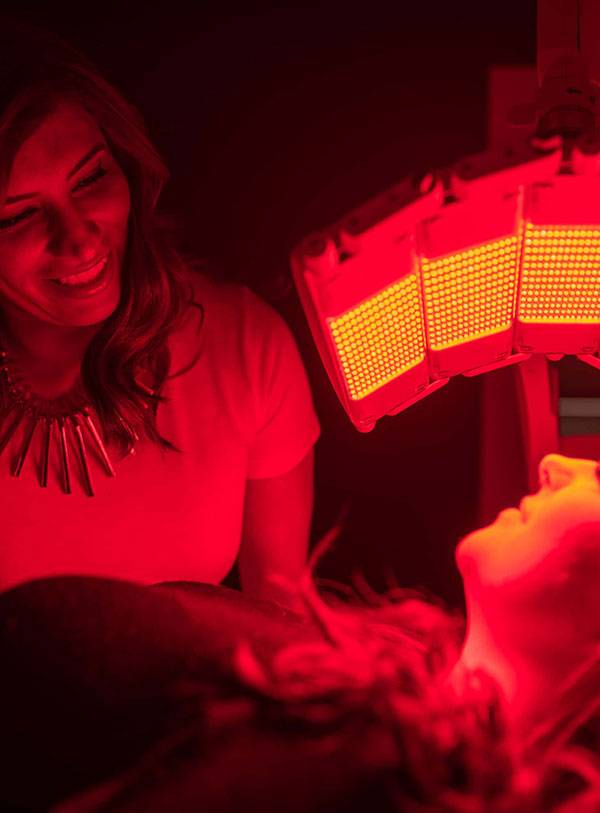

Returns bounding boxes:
[328,274,425,400]
[421,236,519,350]
[519,225,600,323]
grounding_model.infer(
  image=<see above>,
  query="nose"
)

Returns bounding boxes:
[47,203,101,265]
[538,453,596,490]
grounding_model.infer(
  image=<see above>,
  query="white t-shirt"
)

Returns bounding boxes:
[0,272,321,591]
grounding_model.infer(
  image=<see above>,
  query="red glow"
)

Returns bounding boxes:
[421,235,519,350]
[328,272,424,400]
[520,225,600,322]
[292,138,600,430]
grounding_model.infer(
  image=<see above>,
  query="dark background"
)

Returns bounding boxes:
[14,1,538,608]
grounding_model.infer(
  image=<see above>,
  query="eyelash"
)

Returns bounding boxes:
[74,163,107,190]
[0,163,108,231]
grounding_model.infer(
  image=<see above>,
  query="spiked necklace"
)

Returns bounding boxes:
[0,348,138,497]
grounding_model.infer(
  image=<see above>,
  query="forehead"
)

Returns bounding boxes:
[8,102,105,187]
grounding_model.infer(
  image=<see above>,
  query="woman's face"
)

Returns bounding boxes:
[457,454,600,660]
[0,101,131,329]
[454,454,600,721]
[456,454,600,590]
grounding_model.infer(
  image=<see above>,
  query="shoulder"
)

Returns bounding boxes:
[189,270,283,319]
[168,269,297,373]
[186,270,294,347]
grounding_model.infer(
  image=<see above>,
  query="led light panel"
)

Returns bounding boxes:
[290,136,600,429]
[328,274,425,400]
[422,235,520,350]
[519,224,600,323]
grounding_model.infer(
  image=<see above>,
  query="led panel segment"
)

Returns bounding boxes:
[291,176,446,431]
[295,238,437,431]
[519,224,600,323]
[515,177,600,354]
[328,274,425,400]
[422,235,520,350]
[418,191,521,378]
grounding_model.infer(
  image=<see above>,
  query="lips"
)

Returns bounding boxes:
[519,496,534,522]
[44,253,113,300]
[498,507,522,523]
[49,255,108,287]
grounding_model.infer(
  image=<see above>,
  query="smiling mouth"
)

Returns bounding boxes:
[51,256,108,287]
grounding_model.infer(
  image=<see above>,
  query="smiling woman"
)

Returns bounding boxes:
[0,25,187,452]
[0,21,320,605]
[0,106,130,347]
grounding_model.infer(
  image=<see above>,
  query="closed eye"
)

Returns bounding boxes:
[0,164,109,231]
[73,163,107,191]
[0,207,37,230]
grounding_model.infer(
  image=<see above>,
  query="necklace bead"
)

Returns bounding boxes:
[0,344,135,496]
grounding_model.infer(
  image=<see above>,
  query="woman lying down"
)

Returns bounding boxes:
[1,452,599,813]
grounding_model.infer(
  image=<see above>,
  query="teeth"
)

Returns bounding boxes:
[54,258,107,287]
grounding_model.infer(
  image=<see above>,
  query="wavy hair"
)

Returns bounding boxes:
[0,20,202,453]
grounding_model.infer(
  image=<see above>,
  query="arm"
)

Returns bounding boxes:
[238,448,315,610]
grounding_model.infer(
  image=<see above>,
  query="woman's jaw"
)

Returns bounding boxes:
[452,454,600,729]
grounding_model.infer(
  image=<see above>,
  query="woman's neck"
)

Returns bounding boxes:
[451,608,588,738]
[1,307,100,398]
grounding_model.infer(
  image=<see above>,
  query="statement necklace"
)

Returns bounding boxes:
[0,348,139,497]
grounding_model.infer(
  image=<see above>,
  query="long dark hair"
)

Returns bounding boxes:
[0,20,202,452]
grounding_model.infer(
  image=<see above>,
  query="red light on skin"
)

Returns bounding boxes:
[0,103,130,336]
[454,453,600,732]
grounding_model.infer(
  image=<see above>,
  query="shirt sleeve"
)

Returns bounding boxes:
[241,286,321,479]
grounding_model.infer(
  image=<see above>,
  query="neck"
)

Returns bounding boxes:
[450,601,585,737]
[1,306,101,398]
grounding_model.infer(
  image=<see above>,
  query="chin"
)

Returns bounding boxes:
[454,532,480,579]
[455,525,508,588]
[52,298,121,329]
[70,293,121,327]
[45,261,123,328]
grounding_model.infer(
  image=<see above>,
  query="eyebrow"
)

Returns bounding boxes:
[4,143,106,205]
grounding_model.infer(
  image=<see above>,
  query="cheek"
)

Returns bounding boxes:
[527,500,600,569]
[0,233,46,289]
[459,500,598,589]
[88,178,131,246]
[107,180,131,231]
